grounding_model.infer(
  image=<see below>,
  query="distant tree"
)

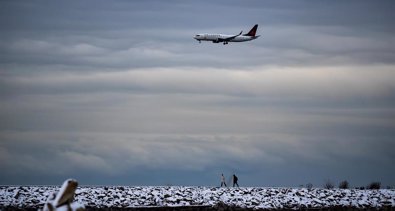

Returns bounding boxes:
[339,180,349,189]
[324,179,334,189]
[306,183,313,190]
[367,182,381,189]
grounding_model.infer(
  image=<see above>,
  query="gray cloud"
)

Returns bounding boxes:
[1,131,394,186]
[1,0,395,187]
[1,0,395,72]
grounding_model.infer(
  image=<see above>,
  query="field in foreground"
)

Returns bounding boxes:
[1,186,395,210]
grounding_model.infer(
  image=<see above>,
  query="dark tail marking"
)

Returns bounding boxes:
[244,24,258,37]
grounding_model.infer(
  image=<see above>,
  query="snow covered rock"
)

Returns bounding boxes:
[1,186,394,210]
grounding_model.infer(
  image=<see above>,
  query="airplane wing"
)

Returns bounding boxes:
[218,31,242,42]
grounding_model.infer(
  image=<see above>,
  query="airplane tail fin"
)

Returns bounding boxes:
[244,24,258,37]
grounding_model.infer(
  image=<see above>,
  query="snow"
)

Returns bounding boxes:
[1,186,394,210]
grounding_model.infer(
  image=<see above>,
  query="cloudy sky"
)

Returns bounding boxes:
[1,0,395,187]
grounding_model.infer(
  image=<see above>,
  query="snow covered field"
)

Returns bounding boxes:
[1,186,394,210]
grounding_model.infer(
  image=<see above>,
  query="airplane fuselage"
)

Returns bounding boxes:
[194,34,259,43]
[193,24,260,45]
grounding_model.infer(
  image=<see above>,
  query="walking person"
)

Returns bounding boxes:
[220,173,227,187]
[233,174,239,187]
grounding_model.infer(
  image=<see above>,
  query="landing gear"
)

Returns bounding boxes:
[223,42,228,45]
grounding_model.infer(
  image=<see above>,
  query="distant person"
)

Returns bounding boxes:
[233,174,239,187]
[220,174,227,187]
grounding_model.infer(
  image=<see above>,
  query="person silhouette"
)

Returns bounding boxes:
[220,173,227,187]
[233,174,239,187]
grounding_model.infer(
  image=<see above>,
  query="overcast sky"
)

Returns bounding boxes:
[1,0,395,187]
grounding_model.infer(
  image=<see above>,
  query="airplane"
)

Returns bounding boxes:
[193,24,260,45]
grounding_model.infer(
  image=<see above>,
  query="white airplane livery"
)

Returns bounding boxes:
[194,24,259,45]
